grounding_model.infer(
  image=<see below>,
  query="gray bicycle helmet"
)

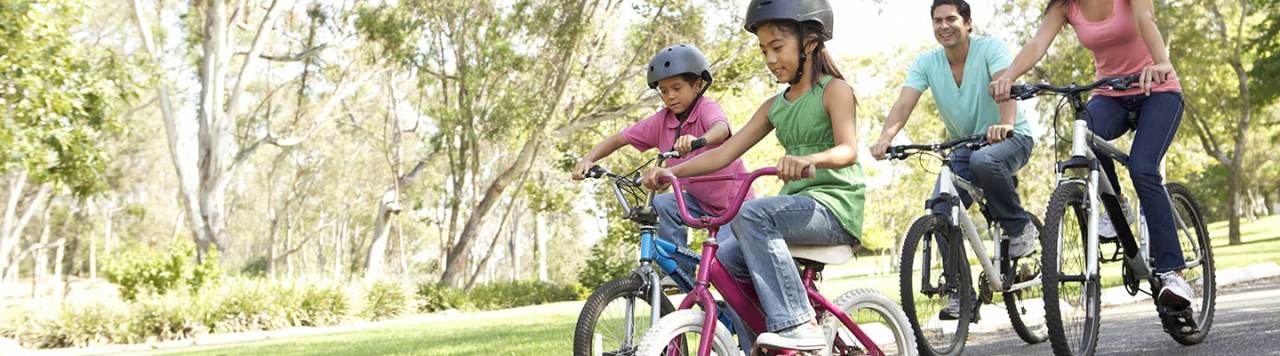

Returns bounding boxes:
[646,44,713,90]
[743,0,834,39]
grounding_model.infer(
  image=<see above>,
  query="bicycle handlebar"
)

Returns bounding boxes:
[886,134,991,161]
[1009,74,1141,101]
[656,165,812,229]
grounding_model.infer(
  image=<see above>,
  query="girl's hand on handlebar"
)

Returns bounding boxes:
[777,155,815,182]
[641,167,673,191]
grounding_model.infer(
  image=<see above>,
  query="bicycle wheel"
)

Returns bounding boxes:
[1164,182,1216,345]
[1005,215,1049,344]
[1041,181,1100,356]
[634,309,735,356]
[574,274,675,356]
[899,215,972,356]
[824,288,917,356]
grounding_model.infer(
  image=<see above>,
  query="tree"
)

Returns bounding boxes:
[1,0,137,282]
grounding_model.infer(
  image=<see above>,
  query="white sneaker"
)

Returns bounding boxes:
[1157,271,1194,309]
[1098,199,1135,238]
[756,322,826,351]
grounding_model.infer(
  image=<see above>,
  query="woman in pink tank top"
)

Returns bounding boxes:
[988,0,1202,342]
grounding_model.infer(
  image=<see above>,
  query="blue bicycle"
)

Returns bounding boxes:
[572,142,748,356]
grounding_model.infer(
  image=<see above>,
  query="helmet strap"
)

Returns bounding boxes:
[788,26,808,85]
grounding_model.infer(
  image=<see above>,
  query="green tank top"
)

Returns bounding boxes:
[767,75,866,241]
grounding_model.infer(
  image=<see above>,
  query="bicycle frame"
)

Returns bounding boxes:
[661,169,884,356]
[930,159,1042,295]
[1051,89,1201,286]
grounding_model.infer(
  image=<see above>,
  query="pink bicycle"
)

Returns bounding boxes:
[635,167,915,356]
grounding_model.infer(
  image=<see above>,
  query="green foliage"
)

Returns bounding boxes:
[208,281,295,333]
[0,0,140,196]
[414,280,584,313]
[33,304,129,348]
[102,242,223,301]
[362,280,408,321]
[128,292,211,343]
[467,280,583,310]
[299,284,351,327]
[576,214,639,290]
[415,282,470,313]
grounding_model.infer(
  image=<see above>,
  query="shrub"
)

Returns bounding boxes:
[102,241,223,301]
[362,280,407,321]
[33,304,128,348]
[128,291,210,343]
[299,284,349,326]
[469,280,581,310]
[207,280,294,333]
[415,282,469,313]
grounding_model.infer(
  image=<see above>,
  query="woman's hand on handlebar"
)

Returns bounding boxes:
[777,155,815,182]
[1140,62,1174,96]
[989,73,1015,103]
[641,166,673,191]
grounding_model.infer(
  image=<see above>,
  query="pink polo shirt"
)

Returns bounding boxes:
[1068,0,1181,96]
[622,98,754,216]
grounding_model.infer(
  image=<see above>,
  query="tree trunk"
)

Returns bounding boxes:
[440,134,544,287]
[536,211,548,282]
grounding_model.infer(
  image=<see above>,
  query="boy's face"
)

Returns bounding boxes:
[932,5,971,49]
[657,76,704,114]
[756,23,803,84]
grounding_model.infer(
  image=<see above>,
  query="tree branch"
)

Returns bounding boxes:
[225,0,283,122]
[254,43,330,62]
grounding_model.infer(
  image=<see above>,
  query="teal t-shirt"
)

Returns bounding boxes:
[904,36,1033,140]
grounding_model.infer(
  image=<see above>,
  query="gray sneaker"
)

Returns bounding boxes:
[1157,271,1194,309]
[756,321,826,351]
[1007,223,1038,259]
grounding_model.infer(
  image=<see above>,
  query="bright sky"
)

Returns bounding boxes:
[826,0,1011,58]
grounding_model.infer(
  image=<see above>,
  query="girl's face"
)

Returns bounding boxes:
[656,76,704,113]
[756,23,807,84]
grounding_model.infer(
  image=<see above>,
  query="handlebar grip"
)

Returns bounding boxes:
[586,165,607,179]
[1009,84,1037,100]
[690,137,707,151]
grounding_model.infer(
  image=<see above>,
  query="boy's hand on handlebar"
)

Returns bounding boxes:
[1140,62,1174,96]
[674,135,699,154]
[777,155,815,182]
[641,167,673,191]
[870,139,892,160]
[572,158,594,181]
[986,124,1014,144]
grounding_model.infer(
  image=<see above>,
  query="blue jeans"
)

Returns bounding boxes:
[930,134,1036,234]
[715,195,857,332]
[1086,92,1186,273]
[653,192,735,247]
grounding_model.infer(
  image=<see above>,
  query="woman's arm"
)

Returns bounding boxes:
[1130,0,1174,95]
[990,2,1069,101]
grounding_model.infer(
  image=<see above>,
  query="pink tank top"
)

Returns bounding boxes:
[1067,0,1181,96]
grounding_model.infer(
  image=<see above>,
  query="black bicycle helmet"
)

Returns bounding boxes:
[743,0,834,85]
[646,44,713,90]
[744,0,834,39]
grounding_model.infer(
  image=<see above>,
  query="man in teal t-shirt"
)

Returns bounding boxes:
[870,0,1038,319]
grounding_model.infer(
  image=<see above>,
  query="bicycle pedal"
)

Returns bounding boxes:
[1158,306,1198,336]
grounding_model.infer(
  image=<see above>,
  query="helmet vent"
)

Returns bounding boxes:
[664,61,671,68]
[760,1,772,5]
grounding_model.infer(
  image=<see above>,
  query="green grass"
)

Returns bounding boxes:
[151,312,578,356]
[147,216,1280,356]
